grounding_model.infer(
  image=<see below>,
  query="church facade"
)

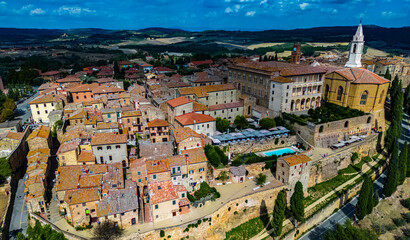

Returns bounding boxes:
[324,23,390,131]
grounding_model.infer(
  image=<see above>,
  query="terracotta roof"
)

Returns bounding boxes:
[27,154,48,165]
[230,165,246,176]
[149,181,179,204]
[68,109,87,120]
[178,84,236,98]
[56,165,108,191]
[27,126,50,141]
[282,154,312,167]
[271,76,293,83]
[96,183,138,217]
[38,82,60,91]
[61,129,90,143]
[27,148,50,159]
[173,127,202,143]
[96,122,119,130]
[57,139,80,154]
[167,96,193,108]
[65,188,100,205]
[41,70,61,76]
[94,78,117,84]
[208,101,243,111]
[191,60,213,66]
[193,101,208,112]
[153,66,173,72]
[139,142,173,160]
[174,184,187,193]
[78,150,95,163]
[57,76,82,83]
[28,94,64,105]
[332,68,390,85]
[25,182,45,200]
[91,132,127,145]
[121,110,141,118]
[146,158,170,174]
[179,198,190,206]
[147,119,169,128]
[92,84,124,94]
[180,147,207,164]
[6,131,24,141]
[175,112,215,126]
[71,83,99,93]
[231,60,326,76]
[167,155,187,168]
[166,82,190,88]
[79,174,102,188]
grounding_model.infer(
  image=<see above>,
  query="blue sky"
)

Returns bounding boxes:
[0,0,409,30]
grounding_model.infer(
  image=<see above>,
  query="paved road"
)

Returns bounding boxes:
[14,90,39,123]
[8,175,29,240]
[300,112,410,240]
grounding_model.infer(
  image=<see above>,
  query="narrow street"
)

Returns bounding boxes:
[299,112,410,240]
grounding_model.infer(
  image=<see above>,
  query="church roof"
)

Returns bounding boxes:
[333,68,390,85]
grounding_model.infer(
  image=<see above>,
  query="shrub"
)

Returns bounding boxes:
[401,198,410,209]
[402,213,410,223]
[228,207,231,211]
[234,211,238,215]
[160,230,165,237]
[386,224,397,231]
[351,152,359,162]
[393,218,406,227]
[275,138,279,145]
[281,140,285,144]
[213,192,221,199]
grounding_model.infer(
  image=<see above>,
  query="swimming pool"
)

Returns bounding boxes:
[264,148,296,157]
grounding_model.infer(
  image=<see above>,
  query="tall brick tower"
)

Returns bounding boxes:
[291,43,301,64]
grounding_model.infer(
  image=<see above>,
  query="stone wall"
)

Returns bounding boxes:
[8,127,30,171]
[29,214,87,240]
[308,133,378,187]
[282,160,387,240]
[125,184,285,240]
[224,135,297,155]
[210,162,269,187]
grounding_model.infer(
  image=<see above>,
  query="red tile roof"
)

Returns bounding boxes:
[208,101,243,111]
[175,112,215,126]
[149,181,179,204]
[333,68,390,85]
[191,60,213,66]
[147,119,169,128]
[173,127,202,143]
[167,96,193,108]
[153,66,173,72]
[91,132,127,145]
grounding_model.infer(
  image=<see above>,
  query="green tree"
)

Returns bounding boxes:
[214,146,228,165]
[406,143,410,177]
[271,191,286,239]
[93,220,123,240]
[204,145,221,167]
[384,141,400,197]
[234,115,248,129]
[399,141,408,184]
[367,177,374,215]
[324,220,377,240]
[290,181,305,225]
[16,232,26,240]
[385,78,403,151]
[256,173,267,186]
[259,118,276,129]
[217,171,229,183]
[216,117,230,132]
[384,68,391,80]
[0,157,12,181]
[357,175,372,219]
[372,192,379,208]
[404,84,410,114]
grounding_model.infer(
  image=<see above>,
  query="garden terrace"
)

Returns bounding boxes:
[283,102,366,125]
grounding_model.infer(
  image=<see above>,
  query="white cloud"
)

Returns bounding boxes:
[299,2,309,10]
[234,4,241,11]
[225,7,233,13]
[30,8,45,15]
[55,6,96,15]
[245,11,256,16]
[205,11,217,18]
[260,0,267,4]
[0,1,6,5]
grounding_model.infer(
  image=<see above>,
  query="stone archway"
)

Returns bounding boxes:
[311,97,316,108]
[291,100,295,112]
[301,99,305,110]
[306,98,311,109]
[296,99,301,111]
[316,97,321,108]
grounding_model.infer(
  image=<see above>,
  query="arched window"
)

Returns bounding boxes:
[378,90,385,104]
[367,117,371,124]
[337,86,343,101]
[319,126,324,133]
[360,91,368,105]
[325,85,330,98]
[344,121,349,128]
[353,44,357,53]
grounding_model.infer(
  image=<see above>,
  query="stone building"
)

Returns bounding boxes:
[324,68,389,131]
[26,126,51,151]
[166,96,194,129]
[174,112,216,137]
[91,132,128,166]
[188,71,223,87]
[56,139,80,166]
[0,120,22,133]
[276,154,312,197]
[177,84,243,120]
[29,94,65,123]
[148,181,190,222]
[228,59,326,116]
[121,110,143,139]
[147,119,169,143]
[173,127,203,153]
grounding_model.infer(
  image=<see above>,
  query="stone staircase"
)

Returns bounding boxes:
[48,187,63,223]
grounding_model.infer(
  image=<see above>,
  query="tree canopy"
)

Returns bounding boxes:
[23,219,67,240]
[290,181,305,223]
[271,191,286,238]
[216,117,230,132]
[259,118,276,129]
[234,115,248,129]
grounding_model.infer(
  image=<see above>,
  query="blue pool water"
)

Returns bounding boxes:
[264,148,295,157]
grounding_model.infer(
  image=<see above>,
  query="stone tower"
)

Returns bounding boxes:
[345,22,364,68]
[291,43,301,64]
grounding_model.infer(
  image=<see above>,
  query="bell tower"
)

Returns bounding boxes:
[291,43,301,64]
[345,21,364,68]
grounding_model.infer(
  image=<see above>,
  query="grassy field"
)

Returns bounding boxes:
[225,217,267,240]
[247,42,285,50]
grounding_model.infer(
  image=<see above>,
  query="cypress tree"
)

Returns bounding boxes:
[384,141,400,197]
[385,68,391,80]
[271,191,286,238]
[386,78,403,151]
[406,143,410,177]
[373,192,379,208]
[399,142,408,184]
[290,181,305,226]
[357,175,371,219]
[367,177,374,215]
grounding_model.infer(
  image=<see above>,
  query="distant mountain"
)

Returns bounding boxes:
[0,25,409,53]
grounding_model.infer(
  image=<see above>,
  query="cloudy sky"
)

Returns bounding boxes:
[0,0,408,30]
